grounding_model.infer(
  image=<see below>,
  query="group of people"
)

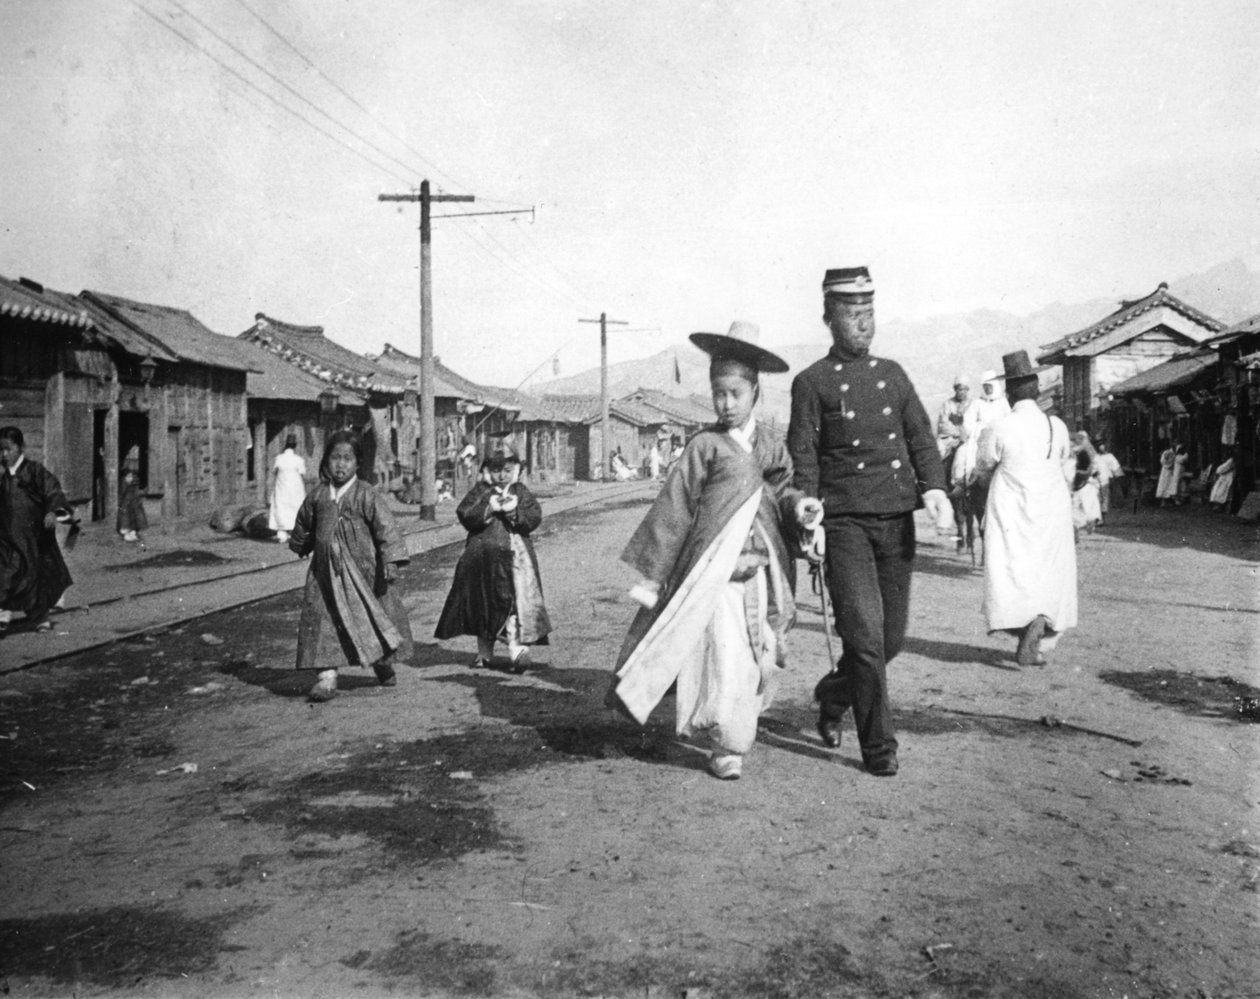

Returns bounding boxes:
[1,266,1092,789]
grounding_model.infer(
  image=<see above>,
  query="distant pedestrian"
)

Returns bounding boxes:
[0,426,74,636]
[268,434,307,544]
[289,430,414,702]
[1094,441,1123,518]
[435,445,551,672]
[1209,455,1236,511]
[648,442,662,480]
[1071,431,1102,537]
[975,352,1077,666]
[1156,443,1188,506]
[116,467,147,543]
[610,322,814,781]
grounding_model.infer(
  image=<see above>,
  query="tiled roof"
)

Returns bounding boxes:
[1202,312,1260,346]
[621,387,714,425]
[0,275,93,328]
[1108,350,1218,397]
[241,314,407,393]
[1038,284,1223,363]
[541,393,663,426]
[83,291,254,372]
[235,337,366,404]
[369,344,485,401]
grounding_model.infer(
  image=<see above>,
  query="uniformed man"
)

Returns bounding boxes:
[788,267,951,777]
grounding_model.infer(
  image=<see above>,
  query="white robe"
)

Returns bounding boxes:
[269,449,308,532]
[976,400,1077,643]
[953,392,1013,486]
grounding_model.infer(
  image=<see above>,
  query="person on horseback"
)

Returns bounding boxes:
[937,375,971,552]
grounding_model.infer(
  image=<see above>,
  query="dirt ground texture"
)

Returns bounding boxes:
[1,493,1257,999]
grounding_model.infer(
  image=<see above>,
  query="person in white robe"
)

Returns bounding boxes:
[953,369,1012,488]
[975,352,1077,667]
[1209,456,1236,510]
[268,434,308,544]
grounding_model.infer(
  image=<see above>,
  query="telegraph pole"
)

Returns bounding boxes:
[579,312,628,479]
[379,180,474,520]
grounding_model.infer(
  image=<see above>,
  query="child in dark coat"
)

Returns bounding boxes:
[435,447,551,671]
[289,430,414,702]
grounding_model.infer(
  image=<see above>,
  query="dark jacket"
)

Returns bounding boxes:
[0,458,73,617]
[788,347,946,515]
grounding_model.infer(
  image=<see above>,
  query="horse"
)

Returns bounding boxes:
[944,440,988,565]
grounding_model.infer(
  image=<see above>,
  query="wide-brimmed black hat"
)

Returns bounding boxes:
[689,320,789,374]
[1002,350,1037,382]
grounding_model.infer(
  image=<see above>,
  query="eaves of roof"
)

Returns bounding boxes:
[1108,350,1218,397]
[0,275,94,329]
[1037,285,1223,364]
[236,338,366,404]
[83,291,254,372]
[242,314,407,394]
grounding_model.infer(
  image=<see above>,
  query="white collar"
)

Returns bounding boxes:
[728,416,756,453]
[5,454,24,475]
[330,475,357,501]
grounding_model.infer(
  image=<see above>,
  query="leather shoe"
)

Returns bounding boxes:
[816,714,842,749]
[373,661,397,687]
[865,753,899,777]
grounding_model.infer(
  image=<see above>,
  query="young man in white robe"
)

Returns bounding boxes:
[975,351,1077,666]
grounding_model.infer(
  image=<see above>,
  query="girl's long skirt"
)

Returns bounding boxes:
[676,571,777,756]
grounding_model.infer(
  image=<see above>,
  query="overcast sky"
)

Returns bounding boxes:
[3,0,1258,386]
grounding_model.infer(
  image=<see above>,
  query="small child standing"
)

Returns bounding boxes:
[435,446,551,671]
[117,467,147,543]
[289,430,414,702]
[607,322,817,780]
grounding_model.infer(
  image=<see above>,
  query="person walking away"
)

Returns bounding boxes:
[1094,441,1123,520]
[974,352,1077,666]
[1209,454,1236,511]
[1155,442,1180,506]
[609,322,815,781]
[648,441,662,481]
[269,434,307,544]
[435,446,551,673]
[116,467,147,543]
[0,426,74,636]
[952,369,1011,489]
[1070,431,1102,538]
[787,269,953,778]
[289,430,414,702]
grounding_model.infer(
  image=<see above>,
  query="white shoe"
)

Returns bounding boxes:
[708,754,743,780]
[308,670,338,702]
[277,531,289,544]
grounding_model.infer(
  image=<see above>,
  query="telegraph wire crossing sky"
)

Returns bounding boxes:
[2,0,1258,387]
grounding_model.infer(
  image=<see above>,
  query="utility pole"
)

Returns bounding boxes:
[379,180,474,520]
[579,312,628,479]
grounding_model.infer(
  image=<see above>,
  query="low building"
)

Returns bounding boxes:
[543,394,666,480]
[1037,283,1223,436]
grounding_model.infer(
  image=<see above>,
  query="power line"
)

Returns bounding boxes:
[134,4,411,183]
[160,0,425,184]
[230,0,469,194]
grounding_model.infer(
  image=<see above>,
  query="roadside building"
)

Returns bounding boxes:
[1037,283,1223,438]
[542,394,666,480]
[0,275,170,524]
[232,337,368,505]
[239,314,412,485]
[1106,348,1221,497]
[79,290,258,527]
[1204,314,1260,511]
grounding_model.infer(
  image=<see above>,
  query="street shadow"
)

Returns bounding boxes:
[757,710,863,769]
[217,659,383,698]
[913,551,982,579]
[426,661,705,776]
[902,635,1019,671]
[1092,503,1257,561]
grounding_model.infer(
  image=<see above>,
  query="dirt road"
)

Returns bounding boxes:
[1,493,1257,998]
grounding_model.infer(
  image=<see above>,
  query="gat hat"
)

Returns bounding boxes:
[822,267,875,300]
[689,320,789,374]
[1002,350,1037,382]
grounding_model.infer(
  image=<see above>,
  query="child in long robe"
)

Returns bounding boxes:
[117,468,147,543]
[435,448,551,671]
[608,322,818,780]
[0,426,74,635]
[290,430,414,702]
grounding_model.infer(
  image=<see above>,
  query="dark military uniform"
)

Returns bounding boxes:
[788,344,946,766]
